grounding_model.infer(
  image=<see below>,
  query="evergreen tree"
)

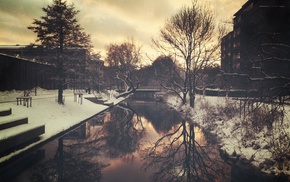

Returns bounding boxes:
[28,0,92,103]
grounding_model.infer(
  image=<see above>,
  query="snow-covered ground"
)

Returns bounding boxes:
[166,94,290,177]
[0,88,124,163]
[2,88,289,178]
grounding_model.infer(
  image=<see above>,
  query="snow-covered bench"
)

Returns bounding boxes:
[0,108,11,116]
[0,123,45,154]
[0,116,28,130]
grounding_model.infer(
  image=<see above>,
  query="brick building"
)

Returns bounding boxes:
[221,0,290,97]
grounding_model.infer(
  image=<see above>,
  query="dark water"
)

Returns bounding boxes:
[8,100,231,182]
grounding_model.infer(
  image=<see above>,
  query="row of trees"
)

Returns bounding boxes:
[28,0,224,107]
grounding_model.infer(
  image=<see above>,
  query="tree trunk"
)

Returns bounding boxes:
[58,25,64,104]
[190,93,194,108]
[189,71,194,108]
[190,71,196,108]
[57,53,64,104]
[58,82,63,104]
[182,93,187,105]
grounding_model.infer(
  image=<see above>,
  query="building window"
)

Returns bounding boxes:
[234,28,241,38]
[234,15,241,25]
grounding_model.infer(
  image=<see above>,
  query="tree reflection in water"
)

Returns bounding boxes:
[142,119,230,182]
[100,103,145,157]
[30,102,229,181]
[30,102,146,182]
[30,138,104,182]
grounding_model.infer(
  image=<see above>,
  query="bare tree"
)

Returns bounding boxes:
[153,56,189,104]
[105,38,141,69]
[105,39,142,98]
[153,1,225,107]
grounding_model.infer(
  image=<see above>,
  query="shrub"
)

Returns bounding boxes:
[270,128,290,169]
[248,104,284,131]
[216,100,239,119]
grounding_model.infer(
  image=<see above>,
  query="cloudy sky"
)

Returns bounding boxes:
[0,0,246,62]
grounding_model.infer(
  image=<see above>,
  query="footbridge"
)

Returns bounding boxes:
[133,86,165,100]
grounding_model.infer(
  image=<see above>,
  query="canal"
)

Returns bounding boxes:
[4,99,232,181]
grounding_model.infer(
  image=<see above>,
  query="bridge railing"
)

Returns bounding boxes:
[137,86,163,90]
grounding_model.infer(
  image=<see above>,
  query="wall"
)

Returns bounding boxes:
[0,54,57,91]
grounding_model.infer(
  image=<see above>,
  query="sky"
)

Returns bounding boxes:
[0,0,247,63]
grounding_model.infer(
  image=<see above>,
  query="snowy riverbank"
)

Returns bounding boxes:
[0,88,124,163]
[166,94,290,179]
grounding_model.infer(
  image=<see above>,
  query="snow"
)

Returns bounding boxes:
[0,115,27,125]
[166,94,290,177]
[1,88,289,177]
[0,88,125,163]
[0,123,43,139]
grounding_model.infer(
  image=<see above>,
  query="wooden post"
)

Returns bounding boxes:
[74,93,77,102]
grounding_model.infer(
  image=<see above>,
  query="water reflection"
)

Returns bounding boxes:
[141,119,229,182]
[101,104,145,157]
[30,138,104,182]
[129,102,182,134]
[28,101,229,182]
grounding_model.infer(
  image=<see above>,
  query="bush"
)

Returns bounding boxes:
[270,128,290,170]
[248,104,284,131]
[216,100,239,119]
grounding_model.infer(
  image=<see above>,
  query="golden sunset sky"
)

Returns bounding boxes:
[0,0,247,62]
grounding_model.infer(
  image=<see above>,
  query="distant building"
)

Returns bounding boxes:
[87,58,104,91]
[0,53,56,91]
[0,45,95,90]
[221,0,290,97]
[221,32,233,73]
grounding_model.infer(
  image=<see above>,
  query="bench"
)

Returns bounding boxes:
[0,123,45,154]
[16,97,32,107]
[0,108,11,116]
[0,116,28,130]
